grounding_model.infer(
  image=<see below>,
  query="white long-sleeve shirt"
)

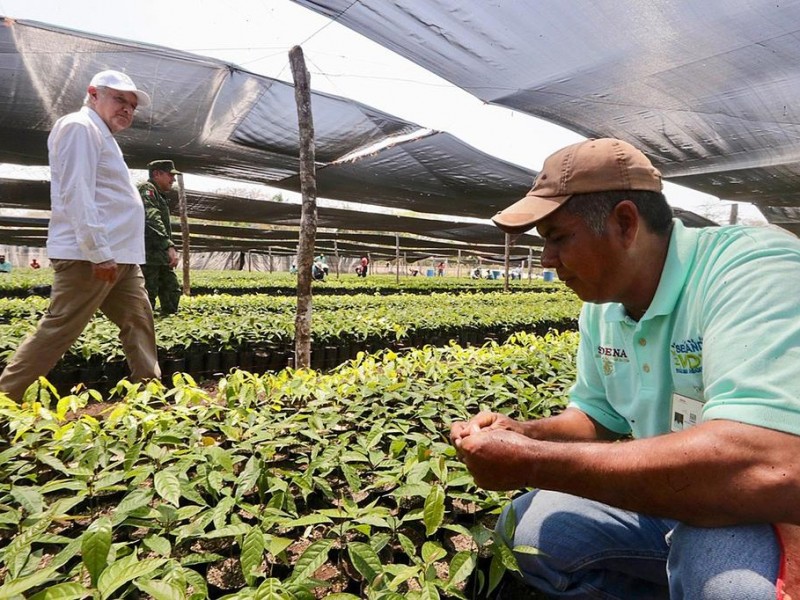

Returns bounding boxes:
[46,106,145,264]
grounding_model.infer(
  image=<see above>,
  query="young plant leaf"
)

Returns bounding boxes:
[241,525,266,587]
[287,538,332,584]
[81,516,112,586]
[346,541,383,585]
[97,554,166,600]
[423,485,445,536]
[154,469,182,507]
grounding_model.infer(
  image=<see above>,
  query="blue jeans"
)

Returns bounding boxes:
[496,490,780,599]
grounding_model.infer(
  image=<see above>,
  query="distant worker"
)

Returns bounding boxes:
[316,254,329,277]
[29,258,41,270]
[437,261,445,276]
[139,160,181,315]
[312,255,326,281]
[0,70,160,402]
[359,255,369,278]
[0,255,11,273]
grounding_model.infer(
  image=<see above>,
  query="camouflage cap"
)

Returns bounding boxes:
[147,160,180,174]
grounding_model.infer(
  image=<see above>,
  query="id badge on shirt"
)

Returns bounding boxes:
[670,393,704,432]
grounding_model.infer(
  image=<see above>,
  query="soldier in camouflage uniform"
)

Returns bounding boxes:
[138,160,181,314]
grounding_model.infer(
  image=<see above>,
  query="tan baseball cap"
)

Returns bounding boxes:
[492,138,662,234]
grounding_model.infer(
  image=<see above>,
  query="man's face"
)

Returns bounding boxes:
[152,169,176,192]
[0,256,5,263]
[536,208,625,304]
[89,86,138,133]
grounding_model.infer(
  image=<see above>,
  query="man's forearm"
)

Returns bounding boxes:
[511,420,800,526]
[519,407,621,442]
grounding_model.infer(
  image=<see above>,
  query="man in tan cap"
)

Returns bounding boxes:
[0,70,160,402]
[451,138,800,599]
[139,160,181,314]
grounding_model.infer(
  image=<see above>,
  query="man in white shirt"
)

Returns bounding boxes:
[0,70,161,402]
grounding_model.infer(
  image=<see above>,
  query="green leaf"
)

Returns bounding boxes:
[28,581,90,600]
[346,541,382,584]
[392,482,432,498]
[134,578,184,600]
[154,469,182,507]
[487,552,506,596]
[398,533,418,560]
[420,581,440,600]
[492,540,521,573]
[241,526,265,587]
[143,535,172,557]
[205,523,250,539]
[3,511,54,569]
[287,539,332,583]
[182,566,209,600]
[97,554,166,600]
[423,485,445,536]
[82,516,112,586]
[113,488,154,524]
[266,536,293,558]
[10,486,44,515]
[448,551,477,586]
[514,544,544,556]
[0,566,59,598]
[421,541,446,564]
[383,564,420,590]
[235,455,262,499]
[255,577,285,599]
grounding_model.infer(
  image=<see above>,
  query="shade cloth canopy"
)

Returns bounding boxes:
[294,0,800,232]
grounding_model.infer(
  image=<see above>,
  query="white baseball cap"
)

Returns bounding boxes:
[89,70,151,108]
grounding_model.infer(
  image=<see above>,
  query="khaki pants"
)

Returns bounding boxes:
[0,260,160,402]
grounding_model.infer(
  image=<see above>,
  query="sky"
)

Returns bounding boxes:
[0,0,764,224]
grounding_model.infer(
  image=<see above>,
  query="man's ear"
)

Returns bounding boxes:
[609,200,640,247]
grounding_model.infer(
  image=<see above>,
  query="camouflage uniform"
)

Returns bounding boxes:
[138,179,181,314]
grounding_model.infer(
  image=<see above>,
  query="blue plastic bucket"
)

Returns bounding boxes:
[542,271,555,282]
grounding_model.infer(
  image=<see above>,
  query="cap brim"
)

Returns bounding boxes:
[132,90,151,108]
[492,193,569,234]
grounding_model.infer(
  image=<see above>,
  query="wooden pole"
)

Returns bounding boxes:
[504,233,511,291]
[395,233,400,283]
[290,46,317,370]
[729,203,739,224]
[457,249,461,279]
[528,247,534,284]
[176,173,191,296]
[334,238,340,279]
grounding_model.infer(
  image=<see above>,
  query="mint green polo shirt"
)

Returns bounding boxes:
[569,219,800,438]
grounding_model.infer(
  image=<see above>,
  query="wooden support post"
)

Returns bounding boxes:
[528,247,534,284]
[457,249,461,279]
[290,45,317,370]
[176,172,191,296]
[504,233,511,292]
[395,233,400,283]
[334,238,340,279]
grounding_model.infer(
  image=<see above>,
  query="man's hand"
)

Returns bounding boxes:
[456,427,535,490]
[450,411,523,452]
[92,260,118,283]
[167,246,179,269]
